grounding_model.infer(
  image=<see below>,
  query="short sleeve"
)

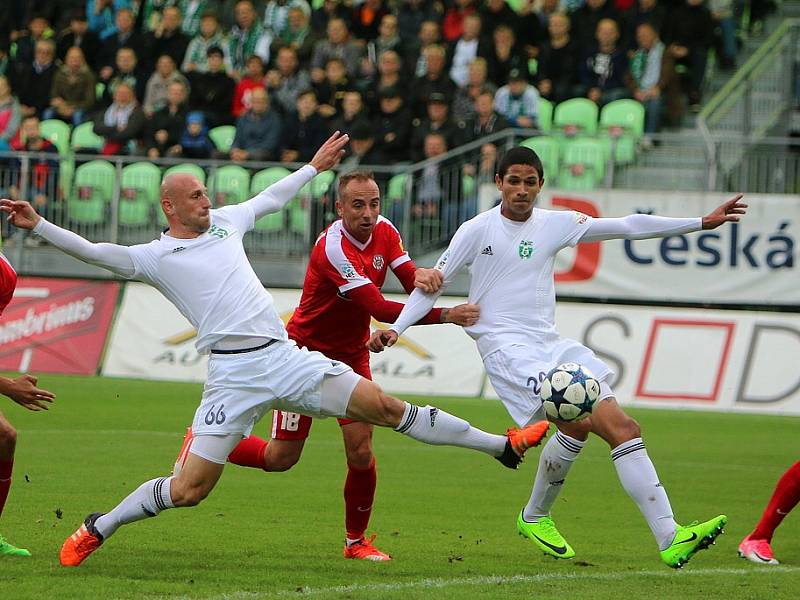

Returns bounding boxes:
[384,224,410,270]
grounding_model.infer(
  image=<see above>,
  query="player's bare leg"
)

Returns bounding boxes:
[342,377,548,468]
[0,411,30,557]
[340,421,389,561]
[61,438,229,566]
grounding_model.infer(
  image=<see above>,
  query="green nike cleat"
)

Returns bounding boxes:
[517,512,576,559]
[660,515,727,568]
[0,535,31,557]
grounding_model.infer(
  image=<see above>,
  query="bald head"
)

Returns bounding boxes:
[160,173,211,237]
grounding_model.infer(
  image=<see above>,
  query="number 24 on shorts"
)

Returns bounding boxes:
[204,404,226,425]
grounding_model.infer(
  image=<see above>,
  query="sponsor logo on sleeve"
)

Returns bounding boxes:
[574,211,589,224]
[340,263,360,280]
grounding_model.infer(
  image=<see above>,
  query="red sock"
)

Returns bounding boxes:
[227,435,268,469]
[751,461,800,542]
[344,458,377,541]
[0,458,13,519]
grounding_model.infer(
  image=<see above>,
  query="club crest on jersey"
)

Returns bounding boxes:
[208,224,229,239]
[518,240,535,259]
[372,254,385,270]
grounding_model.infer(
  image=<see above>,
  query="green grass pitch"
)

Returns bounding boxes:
[2,374,798,599]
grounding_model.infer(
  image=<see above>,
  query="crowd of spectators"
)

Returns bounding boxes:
[0,0,765,168]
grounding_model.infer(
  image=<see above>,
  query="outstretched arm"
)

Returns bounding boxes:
[0,199,136,277]
[581,194,747,242]
[244,131,349,222]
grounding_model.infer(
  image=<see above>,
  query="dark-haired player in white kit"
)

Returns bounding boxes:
[1,132,550,567]
[370,146,747,568]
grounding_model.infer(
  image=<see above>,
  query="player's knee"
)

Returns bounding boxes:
[171,478,213,507]
[556,418,591,440]
[346,440,374,469]
[0,421,16,454]
[620,416,641,441]
[373,390,404,427]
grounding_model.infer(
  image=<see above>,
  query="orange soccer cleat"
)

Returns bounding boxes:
[343,534,392,561]
[496,420,550,469]
[60,513,104,567]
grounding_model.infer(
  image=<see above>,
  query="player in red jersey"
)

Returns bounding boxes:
[0,251,56,557]
[175,171,480,561]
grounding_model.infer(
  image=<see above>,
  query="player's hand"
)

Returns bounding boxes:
[701,194,747,229]
[443,303,479,327]
[0,199,42,230]
[367,329,398,353]
[414,268,444,293]
[2,375,55,411]
[309,131,350,173]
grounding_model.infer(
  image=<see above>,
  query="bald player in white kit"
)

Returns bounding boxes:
[370,146,747,569]
[0,133,549,567]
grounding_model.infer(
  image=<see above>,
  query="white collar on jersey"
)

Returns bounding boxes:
[336,215,389,251]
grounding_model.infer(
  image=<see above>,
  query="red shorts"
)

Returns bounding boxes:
[0,255,17,316]
[271,350,371,441]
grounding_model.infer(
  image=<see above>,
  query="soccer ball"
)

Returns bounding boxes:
[540,363,601,422]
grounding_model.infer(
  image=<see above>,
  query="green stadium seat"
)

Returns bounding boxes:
[71,121,104,152]
[250,167,291,231]
[120,162,161,226]
[69,159,115,224]
[40,119,71,155]
[537,98,554,134]
[599,99,646,165]
[520,136,559,182]
[557,138,607,190]
[209,125,236,153]
[163,163,206,183]
[553,98,599,137]
[210,164,250,206]
[386,173,408,204]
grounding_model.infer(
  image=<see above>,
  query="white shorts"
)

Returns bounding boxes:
[191,340,354,439]
[484,338,615,427]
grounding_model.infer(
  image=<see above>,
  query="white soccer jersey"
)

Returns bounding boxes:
[392,206,701,359]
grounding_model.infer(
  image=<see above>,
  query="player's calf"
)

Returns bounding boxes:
[0,419,16,457]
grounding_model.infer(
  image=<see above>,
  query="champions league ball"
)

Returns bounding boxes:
[540,363,601,422]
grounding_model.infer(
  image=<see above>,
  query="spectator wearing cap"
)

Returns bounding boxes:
[374,85,411,163]
[409,45,456,120]
[271,4,316,65]
[452,57,497,122]
[484,24,527,88]
[266,45,312,115]
[536,12,581,104]
[178,111,215,158]
[145,80,189,158]
[187,45,236,126]
[144,5,191,71]
[92,81,145,155]
[362,49,405,116]
[232,54,267,117]
[229,86,282,162]
[493,68,539,129]
[313,57,352,119]
[410,92,467,162]
[309,17,362,84]
[45,46,96,126]
[56,9,101,70]
[228,0,272,77]
[280,89,330,163]
[97,8,147,72]
[579,18,629,106]
[143,54,189,116]
[10,39,57,119]
[183,12,232,73]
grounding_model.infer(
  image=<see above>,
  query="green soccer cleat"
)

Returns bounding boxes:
[660,515,727,569]
[0,535,31,557]
[517,512,576,559]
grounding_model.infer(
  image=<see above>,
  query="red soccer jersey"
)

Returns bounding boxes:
[0,254,17,315]
[287,216,412,361]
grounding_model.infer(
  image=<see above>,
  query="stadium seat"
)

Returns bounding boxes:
[599,99,646,165]
[70,121,104,153]
[69,159,115,224]
[520,136,559,182]
[557,138,607,190]
[40,119,71,155]
[209,125,236,153]
[163,163,206,183]
[210,164,250,206]
[553,98,599,137]
[386,173,408,204]
[251,167,291,231]
[537,98,554,134]
[120,162,161,226]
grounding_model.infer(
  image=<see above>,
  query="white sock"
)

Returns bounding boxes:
[94,476,175,540]
[394,403,506,456]
[522,431,585,521]
[611,438,677,550]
